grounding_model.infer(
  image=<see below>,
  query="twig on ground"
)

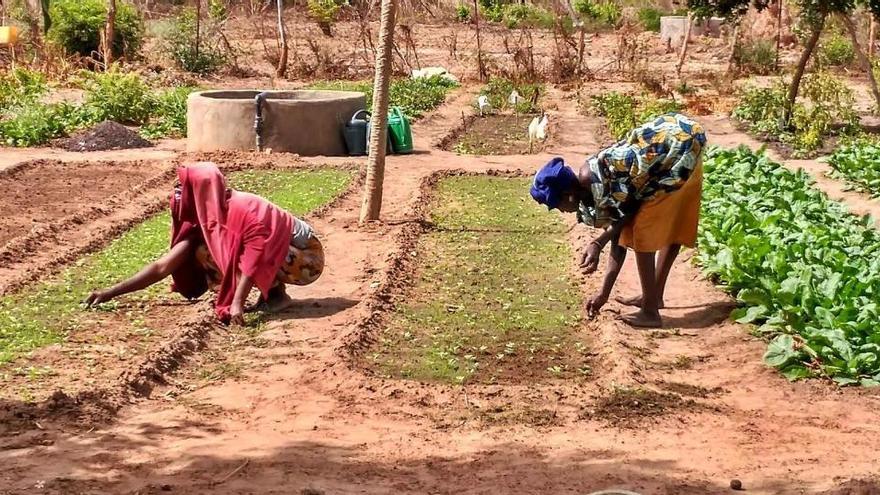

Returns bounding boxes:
[215,459,249,485]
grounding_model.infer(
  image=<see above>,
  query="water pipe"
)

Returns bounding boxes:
[254,91,270,152]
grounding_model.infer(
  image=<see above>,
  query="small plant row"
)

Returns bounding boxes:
[590,91,681,140]
[455,0,620,30]
[698,146,880,385]
[479,77,544,114]
[309,75,459,120]
[826,138,880,197]
[0,67,196,147]
[732,71,858,157]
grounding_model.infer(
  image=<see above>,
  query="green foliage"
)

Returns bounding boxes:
[456,3,472,22]
[479,0,506,22]
[368,176,588,384]
[698,147,880,384]
[47,0,144,59]
[309,75,458,119]
[0,169,353,364]
[827,138,880,196]
[161,7,227,74]
[732,73,858,156]
[819,32,855,67]
[502,3,556,29]
[208,0,229,22]
[733,38,777,75]
[480,77,543,114]
[0,102,84,147]
[0,68,48,110]
[308,0,343,23]
[80,68,156,126]
[590,92,681,139]
[573,0,622,26]
[637,7,663,31]
[140,86,198,139]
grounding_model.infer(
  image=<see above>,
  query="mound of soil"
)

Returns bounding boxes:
[580,387,698,428]
[62,121,153,152]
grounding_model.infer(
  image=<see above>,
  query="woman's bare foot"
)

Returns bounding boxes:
[264,291,296,313]
[619,309,663,328]
[614,294,665,309]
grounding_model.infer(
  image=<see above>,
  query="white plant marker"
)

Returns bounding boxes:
[536,114,548,141]
[528,116,540,153]
[477,95,490,116]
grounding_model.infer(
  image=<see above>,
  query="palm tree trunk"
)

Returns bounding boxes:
[842,14,880,114]
[359,0,397,224]
[727,23,740,76]
[675,13,692,77]
[775,0,782,70]
[275,0,288,78]
[195,0,202,60]
[784,15,824,126]
[104,0,116,66]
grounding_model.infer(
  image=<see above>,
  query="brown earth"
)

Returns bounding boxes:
[61,121,153,152]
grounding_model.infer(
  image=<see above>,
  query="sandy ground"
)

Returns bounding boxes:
[0,82,877,495]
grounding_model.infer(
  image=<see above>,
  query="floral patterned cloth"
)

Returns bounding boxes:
[577,113,707,228]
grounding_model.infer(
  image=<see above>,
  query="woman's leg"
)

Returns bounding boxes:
[654,243,681,305]
[620,251,663,328]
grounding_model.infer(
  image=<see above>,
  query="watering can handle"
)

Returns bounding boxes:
[351,109,371,122]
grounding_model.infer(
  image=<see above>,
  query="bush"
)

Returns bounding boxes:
[48,0,144,59]
[80,68,156,125]
[574,0,621,27]
[0,102,84,147]
[819,32,854,67]
[456,3,471,22]
[502,4,555,29]
[140,86,198,139]
[481,77,543,114]
[637,7,662,32]
[310,75,458,119]
[161,7,227,74]
[0,68,48,110]
[734,39,777,75]
[308,0,343,34]
[591,92,680,139]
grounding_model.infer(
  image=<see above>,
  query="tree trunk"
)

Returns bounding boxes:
[675,13,692,77]
[195,0,201,60]
[359,0,397,224]
[784,14,824,127]
[842,14,880,114]
[727,23,740,76]
[870,15,876,59]
[472,0,486,81]
[40,0,51,35]
[104,0,117,66]
[275,0,288,78]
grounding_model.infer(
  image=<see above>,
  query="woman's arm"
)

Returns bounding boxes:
[579,220,626,274]
[229,274,254,325]
[586,229,627,317]
[84,237,195,307]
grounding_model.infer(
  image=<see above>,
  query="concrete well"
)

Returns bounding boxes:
[660,16,724,46]
[187,90,366,156]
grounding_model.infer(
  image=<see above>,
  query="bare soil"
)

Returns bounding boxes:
[443,114,545,155]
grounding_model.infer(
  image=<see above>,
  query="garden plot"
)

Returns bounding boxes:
[365,175,591,384]
[0,160,166,246]
[444,114,542,156]
[0,168,353,403]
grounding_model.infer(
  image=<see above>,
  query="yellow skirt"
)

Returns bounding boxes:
[619,162,703,252]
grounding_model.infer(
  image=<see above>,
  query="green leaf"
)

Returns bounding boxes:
[735,305,768,324]
[764,335,799,368]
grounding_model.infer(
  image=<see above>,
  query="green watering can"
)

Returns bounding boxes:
[387,106,413,154]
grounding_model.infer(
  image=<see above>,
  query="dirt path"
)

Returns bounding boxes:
[0,140,183,172]
[1,97,880,495]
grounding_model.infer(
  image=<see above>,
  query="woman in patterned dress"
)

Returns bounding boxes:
[530,113,707,328]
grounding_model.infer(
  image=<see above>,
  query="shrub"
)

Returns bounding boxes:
[502,4,555,29]
[47,0,144,59]
[0,102,84,147]
[0,68,48,110]
[141,87,198,139]
[456,3,471,22]
[80,68,156,125]
[819,32,854,67]
[308,0,343,35]
[161,7,227,74]
[733,39,777,75]
[310,75,458,119]
[481,77,543,114]
[637,7,662,32]
[591,92,680,139]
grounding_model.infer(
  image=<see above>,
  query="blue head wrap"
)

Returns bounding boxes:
[530,157,578,209]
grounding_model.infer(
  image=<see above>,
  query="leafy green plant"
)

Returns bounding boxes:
[0,102,84,147]
[479,0,506,22]
[819,32,854,67]
[637,7,663,32]
[826,138,880,196]
[573,0,621,27]
[699,146,880,385]
[502,3,555,29]
[80,68,156,126]
[733,38,777,75]
[140,86,198,139]
[480,77,543,114]
[48,0,144,59]
[310,75,458,119]
[308,0,343,35]
[0,68,48,110]
[161,7,227,74]
[591,92,680,139]
[456,3,472,22]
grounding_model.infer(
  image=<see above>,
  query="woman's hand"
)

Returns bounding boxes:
[229,301,246,326]
[579,241,602,275]
[83,289,114,308]
[586,292,609,318]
